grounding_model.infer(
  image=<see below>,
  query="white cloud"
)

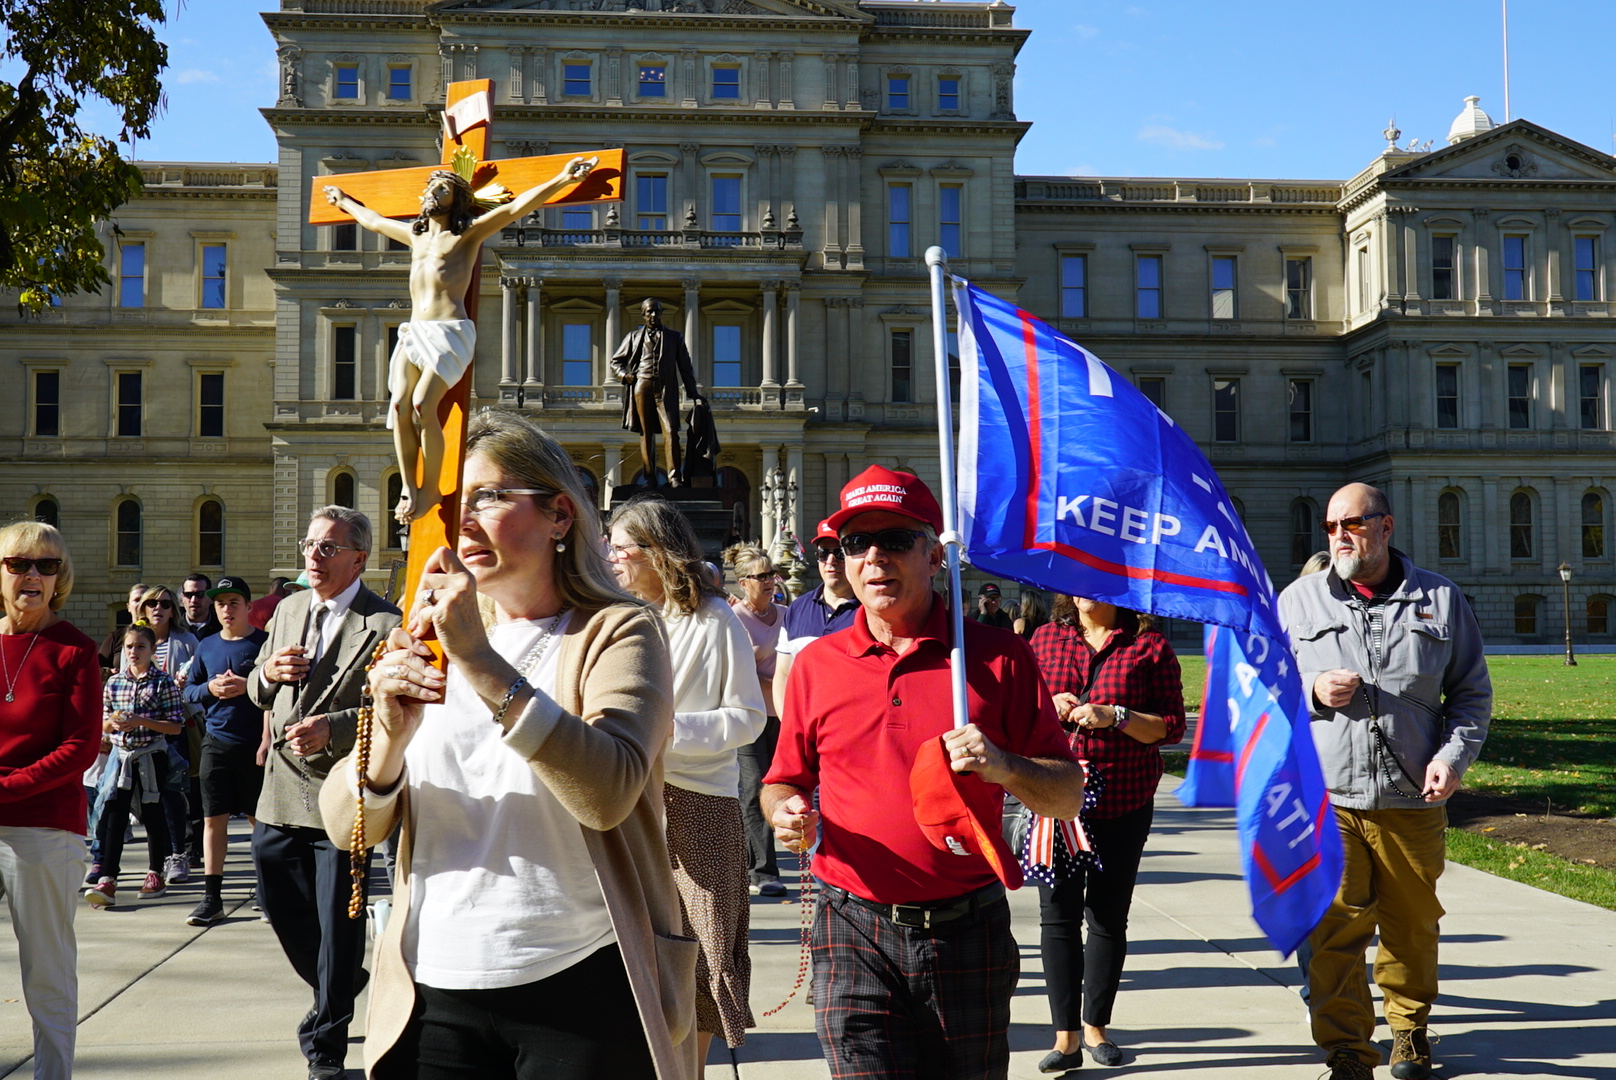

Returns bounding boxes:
[1123,5,1148,16]
[1137,124,1225,151]
[1065,163,1100,176]
[171,69,221,85]
[1072,23,1101,39]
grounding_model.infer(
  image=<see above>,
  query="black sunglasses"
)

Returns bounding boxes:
[2,557,63,576]
[815,546,844,563]
[143,598,176,610]
[1321,513,1387,536]
[182,590,208,599]
[839,529,927,558]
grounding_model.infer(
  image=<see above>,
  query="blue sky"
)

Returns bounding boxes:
[80,1,1616,180]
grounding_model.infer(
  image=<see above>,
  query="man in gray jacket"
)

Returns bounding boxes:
[1279,483,1491,1080]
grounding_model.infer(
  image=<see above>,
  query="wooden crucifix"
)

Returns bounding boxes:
[310,79,622,653]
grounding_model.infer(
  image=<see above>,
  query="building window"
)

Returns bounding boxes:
[1136,255,1163,319]
[198,372,224,438]
[1588,596,1611,636]
[386,324,401,369]
[563,62,591,96]
[115,500,141,567]
[711,65,740,100]
[333,472,356,509]
[333,326,357,400]
[887,74,909,111]
[891,330,913,403]
[1060,254,1086,318]
[937,75,960,111]
[1357,246,1371,312]
[710,174,741,232]
[1288,378,1313,442]
[1507,364,1531,429]
[33,370,59,437]
[1581,365,1604,430]
[1572,236,1599,301]
[1502,234,1528,300]
[1509,491,1534,560]
[198,499,224,567]
[1514,595,1539,636]
[116,372,142,437]
[33,497,58,527]
[387,66,411,101]
[1584,491,1606,559]
[947,328,960,403]
[330,222,357,251]
[1212,377,1239,442]
[887,183,911,258]
[939,184,962,258]
[387,234,407,252]
[334,64,359,99]
[119,242,144,307]
[385,474,404,549]
[636,174,668,230]
[1290,500,1316,567]
[1432,235,1456,300]
[639,65,666,97]
[1211,255,1236,319]
[1137,376,1165,410]
[1435,363,1460,429]
[1438,491,1463,559]
[562,323,592,386]
[1361,370,1373,433]
[200,244,226,309]
[561,209,593,234]
[1285,258,1311,319]
[712,324,742,386]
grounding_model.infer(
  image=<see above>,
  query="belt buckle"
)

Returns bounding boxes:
[888,904,931,929]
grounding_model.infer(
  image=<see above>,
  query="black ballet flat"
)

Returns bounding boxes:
[1038,1048,1085,1073]
[1081,1036,1124,1067]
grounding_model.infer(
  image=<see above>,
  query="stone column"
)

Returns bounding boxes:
[1546,207,1563,304]
[1385,341,1407,429]
[683,278,701,379]
[779,145,797,234]
[822,53,840,111]
[824,298,846,419]
[508,46,526,103]
[821,146,842,269]
[680,143,700,235]
[601,441,622,510]
[786,443,804,543]
[1477,340,1495,432]
[1403,211,1422,304]
[1559,341,1578,435]
[1555,476,1573,574]
[844,53,859,109]
[532,48,549,104]
[846,296,865,418]
[754,144,775,229]
[778,52,794,110]
[844,147,864,269]
[603,277,622,384]
[524,278,543,398]
[754,51,773,109]
[760,443,781,549]
[499,275,521,402]
[680,49,698,108]
[760,281,780,389]
[606,47,623,107]
[1474,207,1493,308]
[784,281,802,391]
[1482,477,1501,573]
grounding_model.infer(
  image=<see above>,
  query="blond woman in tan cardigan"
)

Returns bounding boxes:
[320,411,697,1080]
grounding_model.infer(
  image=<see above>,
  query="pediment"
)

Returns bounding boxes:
[1496,343,1542,359]
[1427,343,1470,358]
[1571,344,1615,359]
[428,0,866,19]
[1384,121,1616,184]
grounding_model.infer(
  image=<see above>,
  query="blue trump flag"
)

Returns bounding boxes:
[952,277,1340,956]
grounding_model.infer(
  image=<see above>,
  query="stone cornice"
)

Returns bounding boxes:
[870,119,1030,139]
[1340,175,1616,215]
[1014,200,1341,218]
[261,104,874,129]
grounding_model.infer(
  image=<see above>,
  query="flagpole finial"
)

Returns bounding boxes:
[925,245,947,268]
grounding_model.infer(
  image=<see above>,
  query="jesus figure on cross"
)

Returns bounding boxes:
[323,153,596,524]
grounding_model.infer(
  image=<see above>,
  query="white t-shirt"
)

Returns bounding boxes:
[398,613,616,990]
[661,596,768,798]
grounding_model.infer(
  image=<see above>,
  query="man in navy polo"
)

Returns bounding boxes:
[770,518,861,718]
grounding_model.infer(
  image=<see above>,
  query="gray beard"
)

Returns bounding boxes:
[1333,551,1381,581]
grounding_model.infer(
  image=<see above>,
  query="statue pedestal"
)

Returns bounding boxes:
[607,484,733,562]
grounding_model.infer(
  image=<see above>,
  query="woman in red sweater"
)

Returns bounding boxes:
[0,521,102,1080]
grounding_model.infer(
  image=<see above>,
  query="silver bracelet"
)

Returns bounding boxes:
[1112,705,1130,732]
[492,675,529,727]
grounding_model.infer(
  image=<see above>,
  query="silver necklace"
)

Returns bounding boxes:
[511,612,567,679]
[0,631,41,703]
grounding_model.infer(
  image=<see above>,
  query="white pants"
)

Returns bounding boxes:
[0,827,83,1080]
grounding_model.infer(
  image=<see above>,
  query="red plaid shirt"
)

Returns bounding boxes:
[1029,622,1185,818]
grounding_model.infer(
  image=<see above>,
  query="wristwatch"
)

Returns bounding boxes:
[1111,705,1130,732]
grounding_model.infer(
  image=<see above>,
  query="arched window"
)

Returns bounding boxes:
[333,471,356,509]
[1587,595,1612,636]
[1437,491,1463,559]
[1230,496,1246,522]
[384,473,404,550]
[1583,491,1606,559]
[575,465,600,510]
[1514,594,1540,636]
[198,499,224,567]
[1290,499,1317,567]
[33,497,58,528]
[1509,491,1534,560]
[115,499,142,567]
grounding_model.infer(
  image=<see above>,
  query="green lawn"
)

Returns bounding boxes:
[1446,827,1616,911]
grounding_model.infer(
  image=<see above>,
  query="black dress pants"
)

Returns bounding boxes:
[253,822,371,1068]
[97,755,171,879]
[736,716,780,883]
[1037,801,1154,1030]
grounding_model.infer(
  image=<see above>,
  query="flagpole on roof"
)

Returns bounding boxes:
[926,246,970,731]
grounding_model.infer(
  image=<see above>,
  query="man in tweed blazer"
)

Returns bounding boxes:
[249,505,401,1080]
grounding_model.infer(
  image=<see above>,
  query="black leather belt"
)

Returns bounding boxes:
[825,881,1004,930]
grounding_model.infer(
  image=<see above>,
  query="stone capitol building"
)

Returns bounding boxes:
[3,0,1614,650]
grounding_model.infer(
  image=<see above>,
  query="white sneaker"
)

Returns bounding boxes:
[163,853,191,884]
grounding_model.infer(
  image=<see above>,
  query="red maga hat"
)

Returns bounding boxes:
[813,519,839,545]
[909,735,1024,890]
[825,465,945,533]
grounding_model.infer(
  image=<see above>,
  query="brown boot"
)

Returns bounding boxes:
[1324,1049,1374,1080]
[1389,1028,1432,1079]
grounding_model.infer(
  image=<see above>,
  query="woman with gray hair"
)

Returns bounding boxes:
[0,521,102,1079]
[325,411,694,1080]
[611,499,767,1064]
[722,542,789,897]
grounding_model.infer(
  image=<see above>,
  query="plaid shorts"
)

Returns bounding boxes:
[812,883,1019,1080]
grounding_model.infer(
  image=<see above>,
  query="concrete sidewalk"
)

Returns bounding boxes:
[3,779,1613,1079]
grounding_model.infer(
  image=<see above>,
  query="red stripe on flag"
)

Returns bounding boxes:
[1029,537,1251,596]
[1190,750,1235,763]
[1235,711,1270,787]
[1018,309,1043,549]
[1252,842,1322,896]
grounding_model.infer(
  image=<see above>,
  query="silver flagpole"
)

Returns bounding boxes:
[926,245,969,730]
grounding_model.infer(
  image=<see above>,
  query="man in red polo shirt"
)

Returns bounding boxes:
[763,465,1084,1080]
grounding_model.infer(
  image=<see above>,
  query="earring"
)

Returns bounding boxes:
[554,536,567,553]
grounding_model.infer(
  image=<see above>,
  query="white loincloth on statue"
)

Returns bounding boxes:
[387,319,476,429]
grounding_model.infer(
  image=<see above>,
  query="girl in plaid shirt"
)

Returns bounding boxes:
[85,623,184,908]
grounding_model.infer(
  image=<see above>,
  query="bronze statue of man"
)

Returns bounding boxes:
[611,298,705,487]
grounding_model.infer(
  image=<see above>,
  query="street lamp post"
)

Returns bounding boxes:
[1557,562,1577,667]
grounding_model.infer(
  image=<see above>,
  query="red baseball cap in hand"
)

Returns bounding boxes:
[825,465,945,533]
[909,735,1024,890]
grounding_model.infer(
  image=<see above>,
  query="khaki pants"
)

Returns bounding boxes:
[0,826,85,1080]
[1308,806,1446,1065]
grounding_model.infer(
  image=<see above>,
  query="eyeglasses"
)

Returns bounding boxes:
[607,542,643,561]
[815,546,844,563]
[143,598,175,610]
[740,572,778,582]
[1321,513,1387,537]
[299,538,365,559]
[839,529,927,558]
[2,557,63,576]
[465,487,556,517]
[182,590,207,600]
